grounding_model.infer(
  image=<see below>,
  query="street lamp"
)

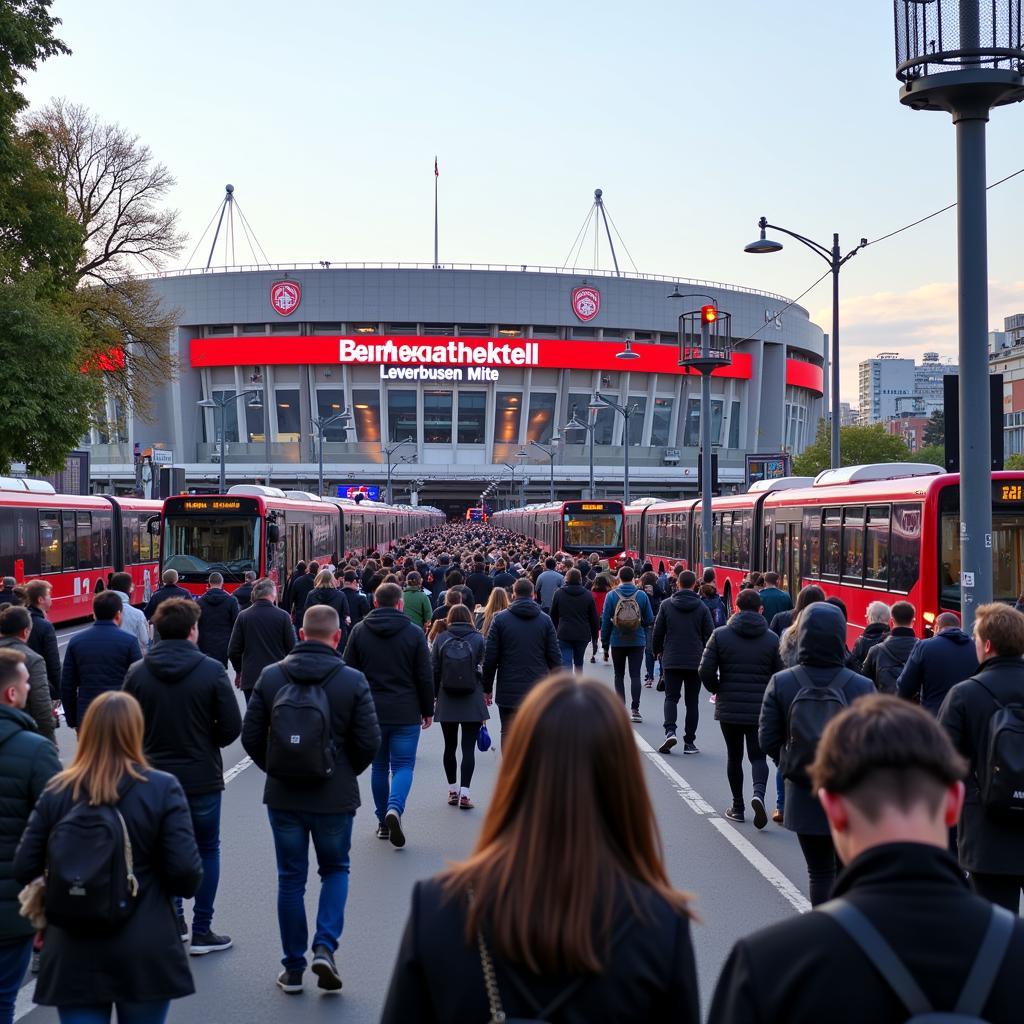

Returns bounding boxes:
[529,437,561,502]
[615,337,641,360]
[515,449,529,506]
[313,410,354,497]
[502,462,517,510]
[383,436,414,504]
[744,217,866,469]
[564,404,596,499]
[198,390,263,493]
[590,392,638,505]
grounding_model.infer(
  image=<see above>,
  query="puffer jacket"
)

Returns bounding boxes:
[550,583,600,647]
[699,611,783,724]
[0,636,54,741]
[482,599,561,708]
[653,590,714,670]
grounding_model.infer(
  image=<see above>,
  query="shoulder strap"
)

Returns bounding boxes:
[974,677,1005,711]
[954,905,1016,1015]
[791,665,814,690]
[817,899,933,1015]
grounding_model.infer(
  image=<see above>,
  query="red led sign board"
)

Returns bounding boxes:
[785,359,824,395]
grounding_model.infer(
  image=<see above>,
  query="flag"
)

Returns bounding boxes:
[434,156,438,177]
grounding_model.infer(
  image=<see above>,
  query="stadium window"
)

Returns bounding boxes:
[211,390,240,444]
[527,393,557,444]
[651,397,673,447]
[493,392,522,444]
[352,389,381,443]
[388,390,418,443]
[457,392,486,444]
[316,389,349,441]
[423,390,453,444]
[274,389,301,442]
[627,397,647,446]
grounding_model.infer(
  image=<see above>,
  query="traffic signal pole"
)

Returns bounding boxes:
[700,308,714,571]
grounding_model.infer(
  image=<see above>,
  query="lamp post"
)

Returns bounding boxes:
[198,390,263,493]
[529,438,561,503]
[383,436,414,504]
[313,411,354,497]
[591,393,638,505]
[893,0,1024,629]
[564,404,596,498]
[515,449,529,506]
[502,462,517,510]
[743,219,866,469]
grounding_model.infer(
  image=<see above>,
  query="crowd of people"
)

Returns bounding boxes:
[0,523,1022,1023]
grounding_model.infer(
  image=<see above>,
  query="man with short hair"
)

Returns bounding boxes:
[61,590,142,729]
[862,600,917,694]
[400,572,432,631]
[343,583,432,848]
[243,605,380,994]
[0,577,15,605]
[483,577,561,738]
[24,580,59,702]
[491,559,516,592]
[288,563,319,627]
[758,572,792,625]
[898,611,979,715]
[108,572,149,651]
[0,650,61,1022]
[939,602,1024,911]
[124,598,241,954]
[234,570,258,612]
[340,571,370,628]
[535,557,564,613]
[228,578,295,705]
[197,572,240,667]
[465,558,493,610]
[143,568,192,626]
[711,694,1023,1023]
[0,607,54,743]
[601,566,655,724]
[848,600,891,673]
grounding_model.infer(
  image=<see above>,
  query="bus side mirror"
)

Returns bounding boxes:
[267,523,280,545]
[146,515,161,535]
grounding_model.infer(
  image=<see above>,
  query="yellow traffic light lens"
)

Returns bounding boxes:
[701,304,718,324]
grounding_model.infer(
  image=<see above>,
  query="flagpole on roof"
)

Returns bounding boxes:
[433,156,439,269]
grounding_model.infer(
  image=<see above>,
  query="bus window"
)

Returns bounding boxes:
[801,508,820,578]
[841,507,864,582]
[735,510,751,569]
[891,504,922,594]
[821,508,841,577]
[77,512,94,570]
[865,506,890,585]
[61,511,77,570]
[39,512,61,574]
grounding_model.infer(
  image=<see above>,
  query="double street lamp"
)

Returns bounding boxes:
[529,437,561,503]
[590,392,639,505]
[198,390,264,493]
[564,404,596,498]
[383,436,414,505]
[313,410,354,497]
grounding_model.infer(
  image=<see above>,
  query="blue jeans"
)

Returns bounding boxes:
[371,723,421,823]
[558,640,588,671]
[0,937,32,1024]
[57,1003,169,1024]
[175,790,221,933]
[267,808,354,972]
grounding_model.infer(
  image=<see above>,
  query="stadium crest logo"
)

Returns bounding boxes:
[571,285,601,322]
[270,280,301,317]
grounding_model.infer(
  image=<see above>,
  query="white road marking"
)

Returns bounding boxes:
[13,753,256,1021]
[634,732,811,915]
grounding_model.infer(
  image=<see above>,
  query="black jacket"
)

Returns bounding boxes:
[303,586,350,646]
[123,640,242,796]
[342,586,371,627]
[0,637,54,742]
[0,705,61,942]
[241,640,380,813]
[61,621,143,729]
[143,582,193,621]
[196,587,239,665]
[466,570,494,609]
[27,605,60,699]
[759,604,874,835]
[898,628,979,715]
[862,626,918,693]
[847,621,889,673]
[653,590,714,671]
[482,599,561,708]
[233,581,254,611]
[343,607,433,725]
[709,842,1024,1024]
[550,583,600,647]
[14,768,202,1006]
[938,656,1024,874]
[768,608,794,638]
[699,612,783,725]
[431,623,489,724]
[288,572,315,625]
[228,598,296,690]
[492,570,517,592]
[382,876,699,1024]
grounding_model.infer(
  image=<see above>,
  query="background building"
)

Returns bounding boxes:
[885,415,930,452]
[990,313,1024,456]
[912,352,958,417]
[858,353,916,423]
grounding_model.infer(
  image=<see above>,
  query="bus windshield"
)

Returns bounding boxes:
[563,510,623,552]
[162,515,261,580]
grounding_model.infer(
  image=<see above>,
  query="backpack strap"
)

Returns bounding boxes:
[953,904,1016,1016]
[817,899,933,1015]
[974,677,1006,711]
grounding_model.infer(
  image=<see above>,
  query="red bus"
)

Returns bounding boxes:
[491,500,626,563]
[465,506,488,523]
[0,479,162,623]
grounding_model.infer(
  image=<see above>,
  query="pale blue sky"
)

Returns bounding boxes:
[24,0,1024,400]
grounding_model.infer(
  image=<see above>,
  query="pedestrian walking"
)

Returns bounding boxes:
[14,691,202,1024]
[535,558,564,613]
[108,573,150,652]
[60,591,142,731]
[847,600,890,673]
[196,572,240,667]
[431,605,488,809]
[280,561,306,620]
[465,557,494,610]
[699,583,728,628]
[757,572,792,625]
[401,572,432,631]
[550,568,599,673]
[590,575,611,663]
[639,571,665,686]
[339,570,370,628]
[601,566,654,723]
[227,577,296,705]
[652,570,713,752]
[24,581,60,703]
[302,571,349,648]
[0,650,61,1024]
[288,563,318,628]
[0,607,54,744]
[123,598,242,954]
[938,603,1024,912]
[711,694,1023,1024]
[343,583,432,848]
[0,578,15,606]
[777,585,826,667]
[479,587,509,638]
[699,588,783,827]
[897,611,979,714]
[143,569,193,641]
[381,673,699,1024]
[482,578,561,740]
[862,601,917,694]
[242,605,380,994]
[233,571,257,611]
[759,602,873,905]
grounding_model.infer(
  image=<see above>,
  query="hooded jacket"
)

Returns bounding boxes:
[848,621,890,673]
[759,603,873,835]
[242,640,380,814]
[897,627,979,715]
[123,639,242,795]
[402,586,433,630]
[482,599,561,708]
[0,635,54,741]
[550,583,600,647]
[196,586,240,665]
[699,611,783,724]
[601,583,655,650]
[653,590,714,670]
[61,620,142,729]
[343,607,433,725]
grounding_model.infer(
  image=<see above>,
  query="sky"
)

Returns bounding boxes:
[22,0,1024,402]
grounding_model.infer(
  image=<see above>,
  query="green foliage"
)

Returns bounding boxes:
[915,443,946,467]
[923,409,945,448]
[1005,453,1024,471]
[793,420,911,476]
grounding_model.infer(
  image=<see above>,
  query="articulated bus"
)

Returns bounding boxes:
[492,500,626,564]
[465,506,488,523]
[158,485,444,596]
[624,464,1024,641]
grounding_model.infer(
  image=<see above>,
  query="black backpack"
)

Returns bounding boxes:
[974,679,1024,819]
[45,799,139,933]
[441,635,478,695]
[871,642,907,695]
[818,898,1015,1022]
[781,667,853,785]
[266,666,337,783]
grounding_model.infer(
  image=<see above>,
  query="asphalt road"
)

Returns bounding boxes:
[16,632,813,1023]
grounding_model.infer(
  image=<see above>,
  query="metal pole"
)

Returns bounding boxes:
[831,237,841,469]
[588,416,595,498]
[549,451,554,503]
[955,109,994,630]
[700,321,713,570]
[317,423,325,497]
[386,450,393,505]
[218,402,227,493]
[622,406,631,506]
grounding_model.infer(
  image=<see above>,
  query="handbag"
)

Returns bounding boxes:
[478,724,492,753]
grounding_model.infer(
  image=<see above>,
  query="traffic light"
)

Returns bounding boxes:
[701,304,718,326]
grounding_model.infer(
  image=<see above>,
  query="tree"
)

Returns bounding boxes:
[915,443,946,467]
[793,420,911,476]
[1005,453,1024,471]
[923,409,945,448]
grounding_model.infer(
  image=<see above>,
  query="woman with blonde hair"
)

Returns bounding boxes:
[479,586,510,637]
[14,691,201,1024]
[382,673,699,1022]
